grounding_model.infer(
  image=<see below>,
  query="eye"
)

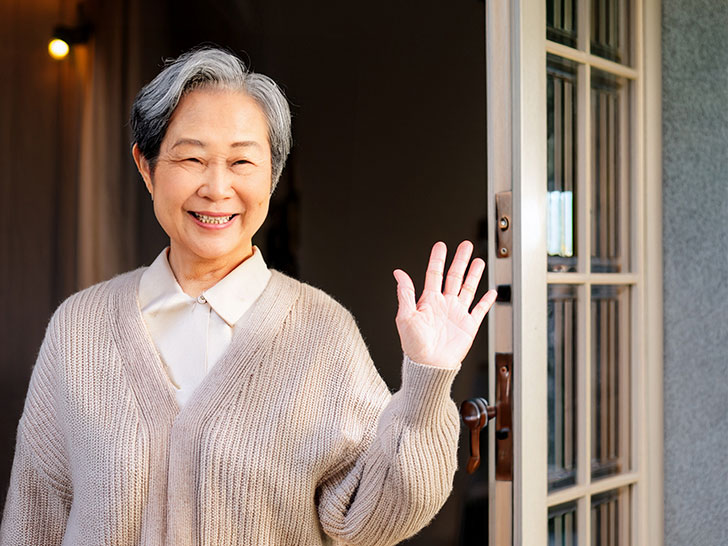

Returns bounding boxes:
[185,158,202,164]
[233,159,252,166]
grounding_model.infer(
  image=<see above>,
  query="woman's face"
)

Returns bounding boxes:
[134,88,272,271]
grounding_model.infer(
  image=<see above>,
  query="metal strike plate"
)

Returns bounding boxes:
[495,191,512,258]
[496,284,511,303]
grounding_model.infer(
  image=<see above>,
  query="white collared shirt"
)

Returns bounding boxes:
[138,247,271,408]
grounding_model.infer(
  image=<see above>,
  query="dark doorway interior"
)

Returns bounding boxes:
[162,4,491,540]
[2,0,491,542]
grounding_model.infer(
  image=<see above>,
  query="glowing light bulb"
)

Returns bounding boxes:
[48,39,70,60]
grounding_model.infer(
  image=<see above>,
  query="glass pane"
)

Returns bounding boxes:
[548,56,578,272]
[591,285,630,479]
[547,0,577,47]
[548,285,578,490]
[591,0,630,63]
[591,69,629,273]
[549,501,578,546]
[591,488,631,545]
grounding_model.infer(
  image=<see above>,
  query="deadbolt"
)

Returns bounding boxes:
[495,191,512,258]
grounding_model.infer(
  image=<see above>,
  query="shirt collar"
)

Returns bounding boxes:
[203,247,271,326]
[138,247,271,327]
[138,248,192,315]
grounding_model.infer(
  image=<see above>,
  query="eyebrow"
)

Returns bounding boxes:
[171,138,262,149]
[231,141,262,149]
[171,138,205,149]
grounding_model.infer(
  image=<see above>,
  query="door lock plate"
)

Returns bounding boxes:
[495,191,512,258]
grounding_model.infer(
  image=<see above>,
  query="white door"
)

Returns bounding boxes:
[480,0,663,544]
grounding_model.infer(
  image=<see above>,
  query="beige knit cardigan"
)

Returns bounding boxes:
[0,269,461,546]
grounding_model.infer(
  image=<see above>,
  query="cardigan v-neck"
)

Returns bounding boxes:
[138,247,271,408]
[115,268,300,422]
[2,267,462,546]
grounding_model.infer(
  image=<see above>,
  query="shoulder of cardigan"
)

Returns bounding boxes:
[47,267,375,425]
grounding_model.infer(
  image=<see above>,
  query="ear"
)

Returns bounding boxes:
[132,143,154,196]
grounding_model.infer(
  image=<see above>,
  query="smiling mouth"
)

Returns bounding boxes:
[189,212,238,225]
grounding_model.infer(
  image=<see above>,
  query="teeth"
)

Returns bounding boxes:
[193,212,234,225]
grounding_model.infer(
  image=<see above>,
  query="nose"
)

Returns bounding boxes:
[198,162,234,201]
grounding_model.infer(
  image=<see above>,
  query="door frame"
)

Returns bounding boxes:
[486,0,548,543]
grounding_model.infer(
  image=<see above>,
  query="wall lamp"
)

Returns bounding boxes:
[48,23,92,60]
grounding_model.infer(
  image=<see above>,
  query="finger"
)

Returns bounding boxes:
[393,269,417,317]
[470,289,498,328]
[423,241,447,293]
[458,257,485,308]
[444,240,474,296]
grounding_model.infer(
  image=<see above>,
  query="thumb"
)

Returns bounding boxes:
[393,269,417,317]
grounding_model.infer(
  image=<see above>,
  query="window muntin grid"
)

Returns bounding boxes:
[545,0,639,543]
[590,285,631,480]
[548,0,578,47]
[591,70,630,273]
[548,285,579,491]
[548,56,579,273]
[590,487,632,545]
[549,501,579,545]
[590,0,631,64]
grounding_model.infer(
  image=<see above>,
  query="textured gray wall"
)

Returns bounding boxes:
[662,1,728,544]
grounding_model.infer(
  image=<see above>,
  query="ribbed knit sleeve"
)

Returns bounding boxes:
[317,318,460,546]
[0,313,72,545]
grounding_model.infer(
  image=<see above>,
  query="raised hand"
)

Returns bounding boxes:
[393,241,497,369]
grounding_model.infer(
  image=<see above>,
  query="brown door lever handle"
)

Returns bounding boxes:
[460,397,496,473]
[460,359,513,475]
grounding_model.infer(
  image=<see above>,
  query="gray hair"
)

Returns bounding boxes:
[130,47,292,191]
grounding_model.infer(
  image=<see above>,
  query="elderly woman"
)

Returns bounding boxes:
[0,47,496,545]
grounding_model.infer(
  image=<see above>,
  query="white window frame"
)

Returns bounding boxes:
[484,0,662,543]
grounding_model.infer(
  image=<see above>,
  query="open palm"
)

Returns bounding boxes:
[394,241,497,369]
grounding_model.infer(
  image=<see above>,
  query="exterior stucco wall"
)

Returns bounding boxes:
[662,1,728,544]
